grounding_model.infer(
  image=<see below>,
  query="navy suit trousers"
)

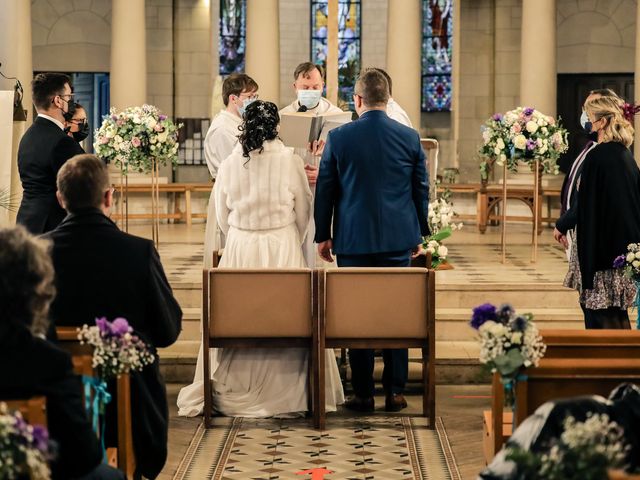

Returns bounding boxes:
[336,250,412,397]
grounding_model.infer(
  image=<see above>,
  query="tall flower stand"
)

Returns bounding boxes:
[118,167,129,233]
[150,158,160,247]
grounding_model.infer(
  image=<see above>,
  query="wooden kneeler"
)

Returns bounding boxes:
[56,327,135,478]
[3,396,47,427]
[316,267,436,430]
[202,268,322,429]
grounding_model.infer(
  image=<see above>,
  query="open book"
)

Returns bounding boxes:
[279,111,352,149]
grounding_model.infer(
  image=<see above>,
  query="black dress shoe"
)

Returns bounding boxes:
[385,394,408,412]
[344,396,375,412]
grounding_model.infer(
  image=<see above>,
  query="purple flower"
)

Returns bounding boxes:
[509,315,528,332]
[470,303,497,330]
[95,317,110,334]
[496,304,515,324]
[111,115,118,121]
[526,139,537,151]
[159,114,167,121]
[523,107,534,117]
[492,113,503,122]
[613,255,626,269]
[111,317,131,335]
[31,425,50,454]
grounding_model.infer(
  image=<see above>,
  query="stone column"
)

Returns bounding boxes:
[520,0,556,117]
[245,0,280,105]
[0,0,32,225]
[110,0,147,110]
[387,0,422,130]
[634,1,640,151]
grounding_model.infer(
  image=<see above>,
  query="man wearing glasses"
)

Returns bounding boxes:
[16,72,84,234]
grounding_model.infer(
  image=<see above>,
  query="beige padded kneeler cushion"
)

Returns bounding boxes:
[209,269,312,337]
[325,268,429,339]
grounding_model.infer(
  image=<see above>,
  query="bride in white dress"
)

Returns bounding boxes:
[177,100,344,417]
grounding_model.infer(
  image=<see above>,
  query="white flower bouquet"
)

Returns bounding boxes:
[479,107,569,180]
[613,244,640,329]
[506,413,631,480]
[0,403,53,480]
[470,303,546,397]
[422,194,463,268]
[94,104,181,174]
[78,317,155,381]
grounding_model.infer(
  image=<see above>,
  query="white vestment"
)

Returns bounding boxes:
[279,97,343,266]
[202,109,241,268]
[386,98,413,128]
[177,140,344,417]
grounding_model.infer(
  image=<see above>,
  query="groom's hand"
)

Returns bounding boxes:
[411,244,424,259]
[318,239,334,263]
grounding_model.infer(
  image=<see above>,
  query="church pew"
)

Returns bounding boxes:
[316,267,436,430]
[201,268,320,429]
[56,327,135,478]
[2,396,47,427]
[483,330,640,463]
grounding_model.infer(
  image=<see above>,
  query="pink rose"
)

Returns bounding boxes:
[154,124,163,132]
[99,136,109,144]
[131,137,141,147]
[512,123,522,133]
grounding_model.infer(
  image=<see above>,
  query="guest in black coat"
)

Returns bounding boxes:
[16,73,84,234]
[0,226,123,480]
[46,154,183,479]
[555,96,640,329]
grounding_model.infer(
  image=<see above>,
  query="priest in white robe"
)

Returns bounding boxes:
[202,73,258,269]
[280,62,343,266]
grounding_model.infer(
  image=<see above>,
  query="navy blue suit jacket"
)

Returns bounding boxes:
[314,110,430,255]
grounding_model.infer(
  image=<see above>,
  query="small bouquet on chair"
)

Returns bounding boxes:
[78,317,155,380]
[613,244,640,329]
[470,303,546,407]
[0,403,54,480]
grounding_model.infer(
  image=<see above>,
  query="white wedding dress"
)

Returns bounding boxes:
[177,140,344,417]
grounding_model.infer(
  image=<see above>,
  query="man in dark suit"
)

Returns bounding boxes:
[46,154,182,479]
[0,226,123,480]
[17,73,84,234]
[314,69,430,412]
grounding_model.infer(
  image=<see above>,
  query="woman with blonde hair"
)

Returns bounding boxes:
[555,95,640,328]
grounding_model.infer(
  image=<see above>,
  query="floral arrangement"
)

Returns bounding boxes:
[470,303,546,401]
[423,192,463,268]
[613,243,640,329]
[78,317,155,381]
[478,107,569,180]
[506,413,631,480]
[94,105,181,175]
[0,403,53,480]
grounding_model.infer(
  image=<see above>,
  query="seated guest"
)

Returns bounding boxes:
[46,154,182,479]
[0,226,123,480]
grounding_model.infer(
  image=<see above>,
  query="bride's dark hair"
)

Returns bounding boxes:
[238,100,280,158]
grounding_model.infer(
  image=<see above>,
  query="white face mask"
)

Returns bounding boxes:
[297,89,322,109]
[237,97,256,117]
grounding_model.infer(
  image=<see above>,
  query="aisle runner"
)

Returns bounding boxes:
[173,416,460,480]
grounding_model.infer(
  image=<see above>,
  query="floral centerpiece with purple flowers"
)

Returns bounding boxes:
[478,107,569,181]
[0,403,53,480]
[93,105,181,175]
[470,303,546,405]
[613,243,640,329]
[78,317,155,381]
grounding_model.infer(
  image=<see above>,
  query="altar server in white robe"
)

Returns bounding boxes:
[280,62,343,266]
[373,68,413,128]
[202,73,258,269]
[180,100,344,417]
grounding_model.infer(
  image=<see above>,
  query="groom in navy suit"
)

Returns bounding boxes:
[314,68,430,412]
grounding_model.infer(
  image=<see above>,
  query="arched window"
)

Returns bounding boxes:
[422,0,453,112]
[219,0,247,75]
[311,0,362,109]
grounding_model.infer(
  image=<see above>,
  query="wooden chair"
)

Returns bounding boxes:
[3,396,47,427]
[202,268,320,428]
[420,138,439,185]
[56,327,135,477]
[484,329,640,463]
[317,267,436,430]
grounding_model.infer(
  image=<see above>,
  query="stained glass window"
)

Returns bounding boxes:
[310,0,361,109]
[219,0,246,75]
[422,0,453,111]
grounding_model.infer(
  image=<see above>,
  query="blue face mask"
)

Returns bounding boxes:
[237,98,256,118]
[297,89,322,109]
[580,110,593,133]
